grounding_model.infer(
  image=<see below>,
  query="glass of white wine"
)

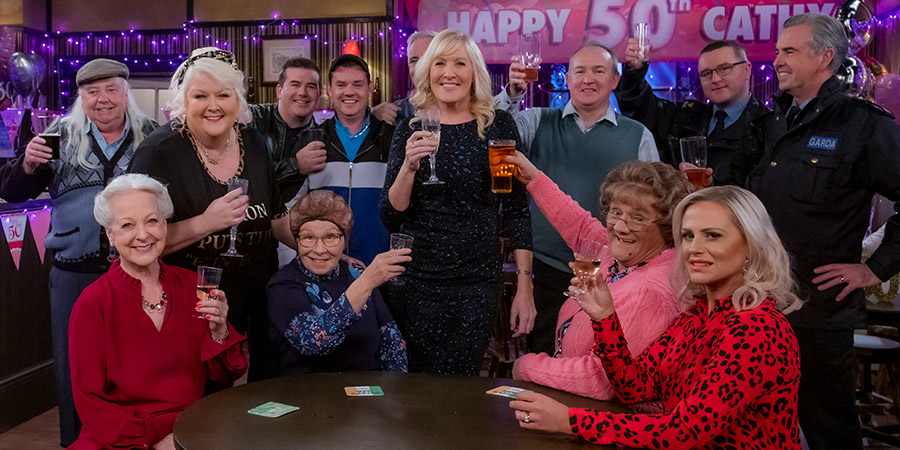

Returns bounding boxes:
[564,238,609,300]
[195,265,223,319]
[420,108,444,185]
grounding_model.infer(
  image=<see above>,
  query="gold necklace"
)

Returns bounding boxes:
[142,290,168,314]
[197,133,232,165]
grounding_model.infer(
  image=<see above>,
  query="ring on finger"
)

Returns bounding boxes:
[524,413,531,423]
[412,140,417,148]
[840,276,845,283]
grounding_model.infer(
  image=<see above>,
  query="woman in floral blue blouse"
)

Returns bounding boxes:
[267,190,410,374]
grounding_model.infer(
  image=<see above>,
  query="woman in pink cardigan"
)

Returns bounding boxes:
[506,157,693,400]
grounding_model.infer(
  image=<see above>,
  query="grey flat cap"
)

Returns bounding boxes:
[76,58,129,87]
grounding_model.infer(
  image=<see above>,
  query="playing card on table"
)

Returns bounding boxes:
[247,401,299,418]
[486,386,531,399]
[344,386,384,396]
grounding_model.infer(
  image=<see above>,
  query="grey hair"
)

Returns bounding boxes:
[784,13,849,74]
[407,30,438,48]
[60,78,154,170]
[93,173,174,228]
[571,41,620,75]
[167,47,251,126]
[671,186,802,314]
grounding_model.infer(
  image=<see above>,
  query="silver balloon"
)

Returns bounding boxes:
[8,52,44,98]
[837,55,874,99]
[837,0,875,52]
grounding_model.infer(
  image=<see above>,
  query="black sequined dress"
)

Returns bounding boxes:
[380,110,532,375]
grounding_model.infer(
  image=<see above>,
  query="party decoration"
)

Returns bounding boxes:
[836,55,873,99]
[342,40,360,56]
[1,213,27,270]
[0,108,23,156]
[9,52,46,100]
[27,207,51,264]
[0,27,15,80]
[874,73,900,121]
[837,0,876,52]
[860,56,888,78]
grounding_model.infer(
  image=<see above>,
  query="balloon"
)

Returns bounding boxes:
[8,52,45,98]
[836,56,874,100]
[874,73,900,122]
[860,56,888,78]
[837,0,876,53]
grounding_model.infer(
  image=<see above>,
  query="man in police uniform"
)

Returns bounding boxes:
[748,13,900,449]
[615,40,767,186]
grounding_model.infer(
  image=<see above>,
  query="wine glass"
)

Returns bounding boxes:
[420,108,444,185]
[564,238,609,300]
[221,177,249,257]
[195,265,223,319]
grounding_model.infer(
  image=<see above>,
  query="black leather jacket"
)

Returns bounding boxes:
[614,63,769,186]
[248,103,317,203]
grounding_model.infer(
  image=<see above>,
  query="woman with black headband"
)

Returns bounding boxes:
[130,47,296,380]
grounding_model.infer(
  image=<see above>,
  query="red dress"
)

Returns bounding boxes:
[570,296,801,449]
[68,260,247,449]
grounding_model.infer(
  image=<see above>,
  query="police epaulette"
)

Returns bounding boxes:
[852,98,895,119]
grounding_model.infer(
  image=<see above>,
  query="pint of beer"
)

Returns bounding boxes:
[488,140,516,194]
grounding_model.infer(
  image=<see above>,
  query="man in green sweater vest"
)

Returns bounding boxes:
[496,42,659,354]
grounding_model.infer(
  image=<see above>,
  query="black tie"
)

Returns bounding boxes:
[711,110,728,136]
[785,106,801,129]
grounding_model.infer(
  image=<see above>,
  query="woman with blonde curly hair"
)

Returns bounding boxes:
[510,186,803,449]
[268,190,409,374]
[130,47,295,380]
[505,157,691,401]
[380,29,534,374]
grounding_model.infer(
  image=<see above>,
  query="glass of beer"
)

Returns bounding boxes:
[564,238,608,300]
[40,132,61,160]
[680,136,708,190]
[195,266,223,319]
[488,139,516,194]
[517,33,541,82]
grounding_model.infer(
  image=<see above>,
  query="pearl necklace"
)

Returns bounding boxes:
[197,133,232,165]
[142,290,168,314]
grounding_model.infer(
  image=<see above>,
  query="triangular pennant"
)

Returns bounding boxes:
[1,212,27,270]
[27,206,51,264]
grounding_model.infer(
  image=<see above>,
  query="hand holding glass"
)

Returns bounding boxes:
[564,238,609,300]
[517,33,542,82]
[389,233,414,285]
[195,266,223,319]
[221,178,249,257]
[634,23,650,61]
[420,108,444,185]
[680,136,708,190]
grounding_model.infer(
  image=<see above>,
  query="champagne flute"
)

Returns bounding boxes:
[389,233,414,285]
[221,177,249,257]
[195,266,223,319]
[420,108,444,185]
[564,238,609,300]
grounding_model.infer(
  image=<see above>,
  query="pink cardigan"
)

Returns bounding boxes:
[515,171,680,400]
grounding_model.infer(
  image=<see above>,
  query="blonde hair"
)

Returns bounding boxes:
[409,29,495,138]
[167,47,251,127]
[671,186,802,314]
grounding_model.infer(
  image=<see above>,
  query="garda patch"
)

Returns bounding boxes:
[807,136,837,150]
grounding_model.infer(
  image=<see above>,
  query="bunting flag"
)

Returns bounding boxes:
[1,212,27,270]
[27,207,51,263]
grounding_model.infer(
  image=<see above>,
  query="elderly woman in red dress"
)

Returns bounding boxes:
[68,173,247,449]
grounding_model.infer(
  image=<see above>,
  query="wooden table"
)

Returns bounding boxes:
[174,372,633,449]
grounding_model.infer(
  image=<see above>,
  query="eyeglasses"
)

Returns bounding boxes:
[698,61,748,80]
[297,233,344,249]
[606,210,656,232]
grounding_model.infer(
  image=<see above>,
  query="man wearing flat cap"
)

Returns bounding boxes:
[0,58,157,447]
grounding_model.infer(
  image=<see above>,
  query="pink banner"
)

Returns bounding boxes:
[2,212,27,270]
[417,0,840,63]
[27,207,51,264]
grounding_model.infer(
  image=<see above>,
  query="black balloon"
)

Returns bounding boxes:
[8,52,45,98]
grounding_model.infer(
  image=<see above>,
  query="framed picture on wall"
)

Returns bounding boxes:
[262,37,313,84]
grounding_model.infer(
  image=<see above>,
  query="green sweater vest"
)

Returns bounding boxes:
[529,108,646,272]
